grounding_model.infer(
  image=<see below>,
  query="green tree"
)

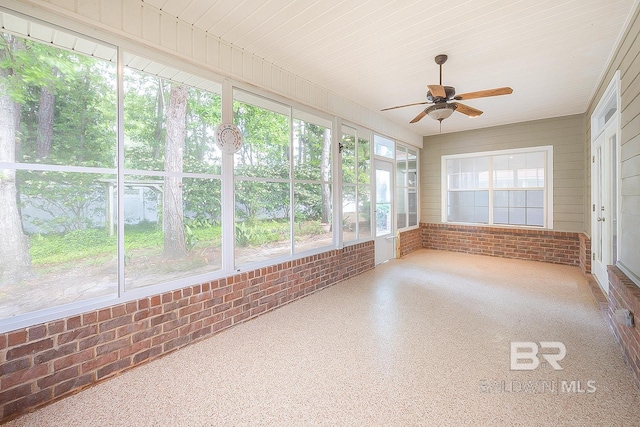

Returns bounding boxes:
[0,34,32,282]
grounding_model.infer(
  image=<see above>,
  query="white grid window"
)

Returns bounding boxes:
[442,147,553,228]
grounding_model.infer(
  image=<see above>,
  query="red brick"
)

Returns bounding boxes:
[98,308,111,321]
[111,304,126,317]
[150,312,177,327]
[132,346,162,365]
[7,331,27,347]
[34,342,78,364]
[96,358,131,380]
[6,338,53,361]
[96,337,130,356]
[119,339,151,359]
[0,357,31,376]
[0,383,32,405]
[37,366,78,389]
[82,311,98,325]
[53,348,95,371]
[81,351,118,373]
[53,373,94,398]
[47,320,65,335]
[78,330,115,351]
[27,325,47,342]
[99,315,133,333]
[58,325,97,345]
[3,388,52,419]
[66,316,82,330]
[1,363,49,390]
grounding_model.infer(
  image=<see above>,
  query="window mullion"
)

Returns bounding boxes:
[488,155,494,225]
[116,47,126,297]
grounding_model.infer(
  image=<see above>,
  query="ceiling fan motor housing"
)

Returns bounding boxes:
[427,86,456,102]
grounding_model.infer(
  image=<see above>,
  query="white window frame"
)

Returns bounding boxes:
[441,146,553,228]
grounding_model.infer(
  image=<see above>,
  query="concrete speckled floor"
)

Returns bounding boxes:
[6,250,640,426]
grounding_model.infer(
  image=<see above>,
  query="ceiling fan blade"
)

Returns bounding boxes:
[454,87,513,100]
[380,101,429,111]
[428,84,446,98]
[409,110,428,123]
[453,102,483,117]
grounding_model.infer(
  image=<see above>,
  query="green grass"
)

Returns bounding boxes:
[27,219,326,267]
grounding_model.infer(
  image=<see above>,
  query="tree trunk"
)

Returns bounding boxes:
[163,83,188,258]
[35,67,56,159]
[0,50,32,282]
[321,127,331,224]
[153,78,165,161]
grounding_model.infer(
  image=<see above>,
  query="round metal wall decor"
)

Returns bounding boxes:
[215,123,243,154]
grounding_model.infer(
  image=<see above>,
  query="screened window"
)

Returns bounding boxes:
[396,145,418,229]
[123,60,223,290]
[0,28,118,317]
[443,147,552,227]
[342,126,372,243]
[292,110,333,253]
[233,90,291,265]
[233,91,335,267]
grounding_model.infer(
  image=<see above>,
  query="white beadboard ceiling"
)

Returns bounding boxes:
[143,1,633,135]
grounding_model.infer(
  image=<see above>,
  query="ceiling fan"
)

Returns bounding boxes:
[381,54,513,124]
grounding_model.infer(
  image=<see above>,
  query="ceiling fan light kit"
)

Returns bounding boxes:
[427,103,456,121]
[382,54,513,126]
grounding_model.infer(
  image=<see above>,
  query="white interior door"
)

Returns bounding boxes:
[591,118,618,293]
[375,159,395,265]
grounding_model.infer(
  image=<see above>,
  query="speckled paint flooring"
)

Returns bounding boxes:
[7,250,640,426]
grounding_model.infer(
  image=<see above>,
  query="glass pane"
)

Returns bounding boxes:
[509,190,526,208]
[408,149,418,187]
[358,185,372,239]
[341,131,356,184]
[474,207,489,223]
[526,208,544,226]
[509,207,526,225]
[1,171,118,319]
[10,34,117,168]
[494,190,509,207]
[342,185,357,242]
[233,90,290,179]
[447,190,488,224]
[293,115,331,181]
[294,183,333,253]
[447,156,489,189]
[358,137,371,184]
[124,176,222,290]
[396,187,407,229]
[493,152,545,188]
[376,168,391,237]
[396,149,407,187]
[526,190,544,208]
[234,180,291,266]
[124,68,222,174]
[494,207,508,224]
[374,134,394,158]
[408,190,418,227]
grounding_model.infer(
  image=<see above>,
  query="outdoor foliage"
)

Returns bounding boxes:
[0,29,334,283]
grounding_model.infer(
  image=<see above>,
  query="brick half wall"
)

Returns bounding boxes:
[398,228,422,258]
[0,241,374,423]
[421,223,582,267]
[607,266,640,388]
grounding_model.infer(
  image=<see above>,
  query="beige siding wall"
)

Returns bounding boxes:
[4,0,422,147]
[420,114,586,232]
[586,6,640,282]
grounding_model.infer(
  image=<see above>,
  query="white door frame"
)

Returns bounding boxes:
[374,158,395,265]
[590,71,620,293]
